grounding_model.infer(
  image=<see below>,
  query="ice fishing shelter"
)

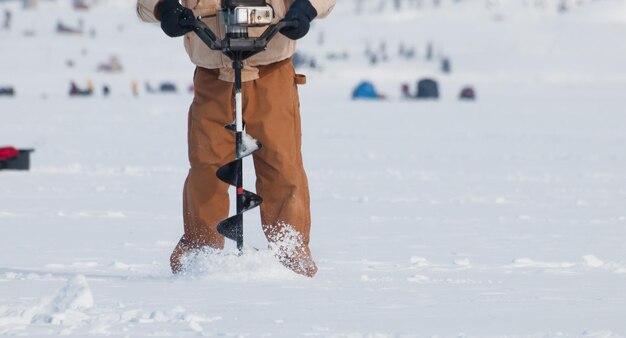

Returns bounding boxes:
[352,81,381,100]
[459,86,476,100]
[416,79,439,99]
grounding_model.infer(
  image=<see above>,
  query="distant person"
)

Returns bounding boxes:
[97,56,123,73]
[426,41,433,61]
[379,40,388,62]
[131,81,139,97]
[398,42,405,57]
[69,81,80,96]
[401,83,412,99]
[144,82,156,94]
[405,46,415,59]
[3,9,11,30]
[369,54,378,65]
[441,57,451,74]
[69,81,93,97]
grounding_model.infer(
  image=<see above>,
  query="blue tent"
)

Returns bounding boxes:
[352,81,379,99]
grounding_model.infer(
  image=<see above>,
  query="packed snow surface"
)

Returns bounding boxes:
[1,0,626,336]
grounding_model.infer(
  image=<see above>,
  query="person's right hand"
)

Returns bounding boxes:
[157,0,194,38]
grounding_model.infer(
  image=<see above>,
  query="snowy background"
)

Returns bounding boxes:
[1,0,626,336]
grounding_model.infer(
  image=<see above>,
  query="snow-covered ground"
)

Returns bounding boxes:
[1,0,626,336]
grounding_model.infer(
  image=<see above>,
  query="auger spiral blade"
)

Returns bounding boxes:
[215,190,263,242]
[238,133,262,159]
[225,120,239,132]
[216,160,240,186]
[215,127,263,251]
[216,214,242,243]
[217,190,263,236]
[242,190,263,212]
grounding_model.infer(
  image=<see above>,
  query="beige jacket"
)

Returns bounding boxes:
[137,0,335,81]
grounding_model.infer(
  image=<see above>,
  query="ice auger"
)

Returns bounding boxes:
[181,1,298,251]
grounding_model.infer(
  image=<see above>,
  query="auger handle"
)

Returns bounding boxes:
[259,20,299,43]
[179,14,222,50]
[179,14,299,52]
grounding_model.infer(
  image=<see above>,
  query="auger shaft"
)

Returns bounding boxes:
[234,61,244,251]
[215,59,263,252]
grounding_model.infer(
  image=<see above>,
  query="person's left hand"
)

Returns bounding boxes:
[280,0,318,40]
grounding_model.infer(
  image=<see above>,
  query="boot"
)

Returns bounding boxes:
[171,233,227,274]
[170,235,195,274]
[275,243,318,277]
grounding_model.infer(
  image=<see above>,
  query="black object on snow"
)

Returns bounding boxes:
[56,21,83,34]
[145,82,178,94]
[69,82,93,97]
[159,83,177,93]
[0,87,15,97]
[0,148,34,171]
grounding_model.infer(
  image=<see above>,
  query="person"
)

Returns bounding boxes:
[401,83,412,99]
[3,9,12,30]
[131,80,139,97]
[136,0,335,277]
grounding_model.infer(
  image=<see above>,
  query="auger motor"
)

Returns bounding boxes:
[223,0,274,29]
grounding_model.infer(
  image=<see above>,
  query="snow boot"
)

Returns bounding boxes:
[169,235,220,274]
[276,244,318,277]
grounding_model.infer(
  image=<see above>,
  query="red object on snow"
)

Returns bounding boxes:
[0,146,19,161]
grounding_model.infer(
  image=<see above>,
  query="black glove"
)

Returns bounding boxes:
[280,0,318,40]
[157,0,194,38]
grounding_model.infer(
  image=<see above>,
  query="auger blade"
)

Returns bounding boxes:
[225,120,246,133]
[217,214,242,242]
[216,160,240,186]
[225,122,236,132]
[242,190,263,212]
[238,133,262,159]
